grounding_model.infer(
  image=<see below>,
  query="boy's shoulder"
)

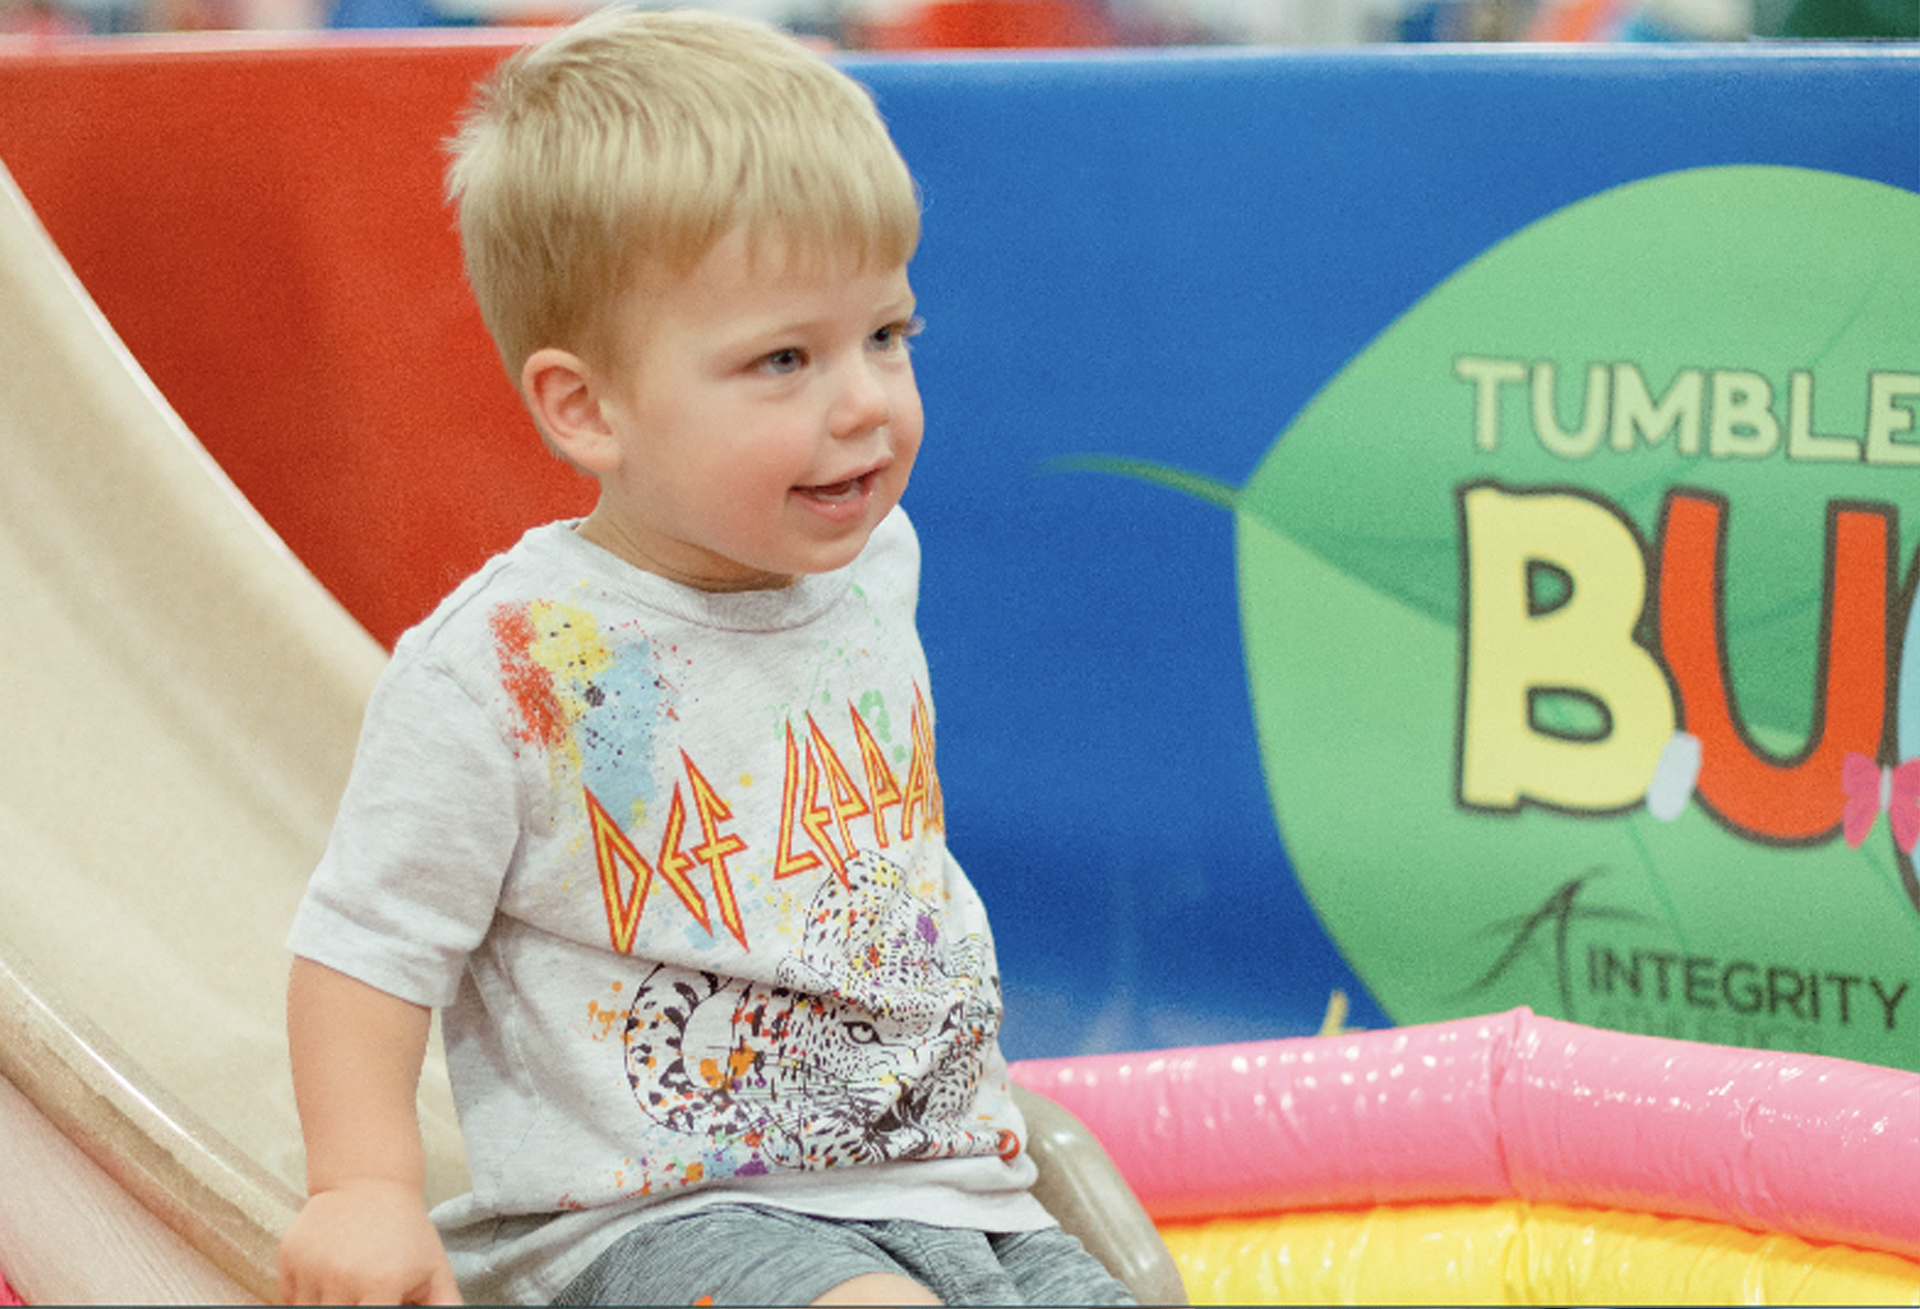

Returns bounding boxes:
[862,501,920,586]
[390,519,591,668]
[393,506,921,672]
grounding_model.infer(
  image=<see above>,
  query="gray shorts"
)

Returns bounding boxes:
[551,1202,1137,1307]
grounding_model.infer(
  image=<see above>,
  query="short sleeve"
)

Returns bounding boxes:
[866,505,922,625]
[288,653,523,1008]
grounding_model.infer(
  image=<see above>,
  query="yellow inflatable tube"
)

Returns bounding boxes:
[1162,1201,1920,1306]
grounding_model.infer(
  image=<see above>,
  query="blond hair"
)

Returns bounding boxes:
[447,6,921,381]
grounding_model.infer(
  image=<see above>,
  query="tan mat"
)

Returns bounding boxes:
[0,157,470,1304]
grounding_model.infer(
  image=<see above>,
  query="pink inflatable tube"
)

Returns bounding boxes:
[1010,1007,1919,1259]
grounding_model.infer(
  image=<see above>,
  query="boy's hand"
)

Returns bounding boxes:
[278,1178,462,1305]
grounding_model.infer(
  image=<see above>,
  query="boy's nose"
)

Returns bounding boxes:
[828,358,892,438]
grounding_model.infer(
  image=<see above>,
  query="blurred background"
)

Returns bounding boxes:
[3,0,1913,48]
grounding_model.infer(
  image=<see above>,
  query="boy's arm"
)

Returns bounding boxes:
[278,957,462,1306]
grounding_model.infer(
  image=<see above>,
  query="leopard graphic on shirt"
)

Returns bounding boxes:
[622,850,1009,1172]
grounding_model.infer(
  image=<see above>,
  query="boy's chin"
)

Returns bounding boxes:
[693,513,891,591]
[786,518,893,577]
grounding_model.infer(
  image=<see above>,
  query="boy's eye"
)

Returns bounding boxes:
[759,347,806,375]
[870,316,924,352]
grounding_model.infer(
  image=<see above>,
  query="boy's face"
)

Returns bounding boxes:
[581,228,923,592]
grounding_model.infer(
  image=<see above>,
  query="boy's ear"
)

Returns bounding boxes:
[523,347,621,473]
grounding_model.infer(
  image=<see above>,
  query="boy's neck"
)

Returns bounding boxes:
[574,505,800,594]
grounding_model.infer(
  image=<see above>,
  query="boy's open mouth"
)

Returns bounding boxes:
[796,472,871,505]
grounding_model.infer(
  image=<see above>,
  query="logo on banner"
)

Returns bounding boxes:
[1075,167,1919,1069]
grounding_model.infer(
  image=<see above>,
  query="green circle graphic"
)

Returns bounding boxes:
[1239,166,1918,1068]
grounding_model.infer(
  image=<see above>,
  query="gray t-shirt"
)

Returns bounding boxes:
[289,509,1046,1303]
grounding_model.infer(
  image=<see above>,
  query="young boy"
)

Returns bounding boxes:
[275,8,1133,1306]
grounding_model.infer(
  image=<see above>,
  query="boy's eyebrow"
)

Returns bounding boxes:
[732,296,919,341]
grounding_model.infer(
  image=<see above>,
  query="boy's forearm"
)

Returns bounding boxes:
[287,956,432,1194]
